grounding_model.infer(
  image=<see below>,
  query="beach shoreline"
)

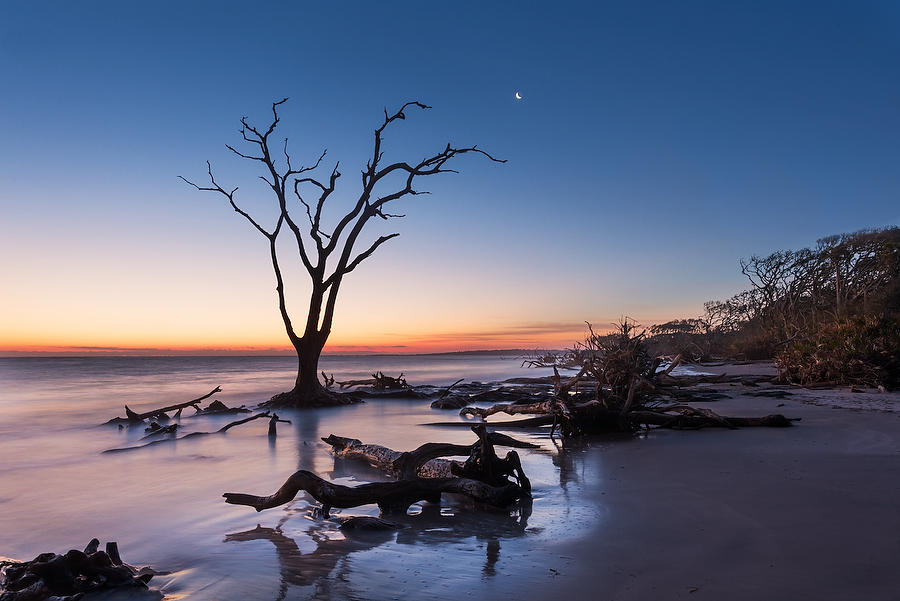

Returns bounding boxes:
[527,363,900,600]
[1,358,898,600]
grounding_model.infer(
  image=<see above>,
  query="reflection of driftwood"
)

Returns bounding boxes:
[628,409,797,429]
[225,524,386,599]
[225,502,530,600]
[119,387,222,422]
[224,470,523,516]
[424,415,555,428]
[103,412,272,453]
[0,538,157,600]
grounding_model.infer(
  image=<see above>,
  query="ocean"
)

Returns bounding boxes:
[0,355,606,600]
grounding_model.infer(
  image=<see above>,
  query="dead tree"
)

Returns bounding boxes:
[182,100,504,408]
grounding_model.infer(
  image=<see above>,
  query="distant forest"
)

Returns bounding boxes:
[648,227,900,388]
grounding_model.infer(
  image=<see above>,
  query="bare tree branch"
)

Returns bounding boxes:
[179,162,272,239]
[183,99,504,405]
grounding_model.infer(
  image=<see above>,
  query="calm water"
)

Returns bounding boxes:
[0,355,610,600]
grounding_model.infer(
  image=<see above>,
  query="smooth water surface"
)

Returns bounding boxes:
[0,356,611,600]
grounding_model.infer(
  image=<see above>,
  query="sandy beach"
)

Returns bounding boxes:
[530,363,900,601]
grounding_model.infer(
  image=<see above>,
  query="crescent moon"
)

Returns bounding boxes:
[515,91,522,100]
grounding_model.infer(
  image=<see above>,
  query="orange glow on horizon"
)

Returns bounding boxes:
[0,317,683,356]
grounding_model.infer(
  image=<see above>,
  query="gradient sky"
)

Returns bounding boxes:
[2,1,899,355]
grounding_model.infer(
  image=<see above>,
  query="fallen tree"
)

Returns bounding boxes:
[105,387,223,424]
[455,320,799,436]
[224,426,533,516]
[324,426,535,484]
[224,470,523,516]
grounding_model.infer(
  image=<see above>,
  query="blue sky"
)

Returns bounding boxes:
[1,1,898,352]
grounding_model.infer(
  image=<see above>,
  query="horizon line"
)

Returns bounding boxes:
[0,347,567,359]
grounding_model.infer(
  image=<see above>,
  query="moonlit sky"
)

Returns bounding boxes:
[2,1,899,354]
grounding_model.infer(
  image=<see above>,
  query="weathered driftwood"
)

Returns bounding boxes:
[460,400,552,420]
[0,538,156,600]
[223,470,523,516]
[323,429,537,480]
[337,372,409,390]
[456,391,798,436]
[429,378,466,409]
[191,399,250,416]
[267,413,292,436]
[225,427,533,516]
[140,423,178,439]
[103,412,272,453]
[452,424,531,493]
[121,386,222,422]
[351,388,430,400]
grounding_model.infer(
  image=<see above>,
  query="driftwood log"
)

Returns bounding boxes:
[336,372,409,390]
[322,424,538,492]
[123,387,221,421]
[323,427,536,481]
[104,387,223,425]
[429,378,466,409]
[267,413,292,436]
[0,539,156,600]
[224,426,534,517]
[224,471,523,516]
[191,399,250,416]
[454,365,799,436]
[461,398,798,436]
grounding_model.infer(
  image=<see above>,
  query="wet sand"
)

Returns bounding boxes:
[529,364,900,601]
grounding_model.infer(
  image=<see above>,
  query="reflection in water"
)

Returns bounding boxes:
[225,523,385,601]
[552,434,635,487]
[224,500,532,601]
[294,411,321,473]
[484,538,500,576]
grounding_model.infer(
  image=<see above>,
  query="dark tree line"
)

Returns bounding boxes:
[649,227,900,387]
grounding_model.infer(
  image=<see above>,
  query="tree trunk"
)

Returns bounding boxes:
[266,335,359,408]
[295,336,324,395]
